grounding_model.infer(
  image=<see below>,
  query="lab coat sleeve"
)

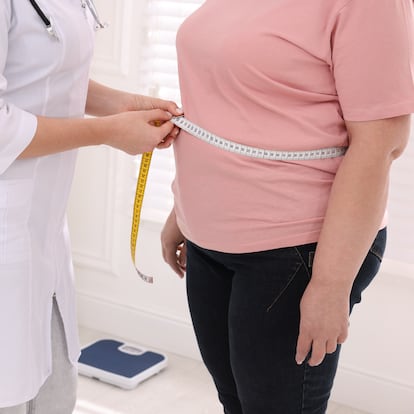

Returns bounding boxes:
[0,1,38,175]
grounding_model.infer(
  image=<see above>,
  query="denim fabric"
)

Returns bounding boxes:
[0,298,77,414]
[186,228,386,414]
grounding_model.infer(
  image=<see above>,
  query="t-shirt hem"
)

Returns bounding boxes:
[180,220,388,255]
[182,230,322,254]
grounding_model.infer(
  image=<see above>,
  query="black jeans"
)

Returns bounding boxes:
[186,228,386,414]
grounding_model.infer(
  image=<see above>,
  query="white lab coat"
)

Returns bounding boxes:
[0,0,95,407]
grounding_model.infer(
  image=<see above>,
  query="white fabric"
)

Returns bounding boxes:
[0,299,78,413]
[0,0,95,407]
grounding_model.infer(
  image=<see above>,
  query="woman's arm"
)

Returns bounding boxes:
[295,114,411,366]
[18,80,182,159]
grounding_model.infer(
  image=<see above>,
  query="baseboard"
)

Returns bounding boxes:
[76,291,413,413]
[76,292,202,360]
[332,364,414,414]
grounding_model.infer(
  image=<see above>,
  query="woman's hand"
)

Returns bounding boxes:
[295,280,349,366]
[161,209,187,278]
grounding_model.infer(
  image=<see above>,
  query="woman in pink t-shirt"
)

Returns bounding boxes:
[162,1,414,413]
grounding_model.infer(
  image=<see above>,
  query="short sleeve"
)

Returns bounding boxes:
[332,0,414,121]
[0,1,37,175]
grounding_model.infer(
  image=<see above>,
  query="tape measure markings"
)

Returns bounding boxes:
[171,116,347,160]
[131,151,154,284]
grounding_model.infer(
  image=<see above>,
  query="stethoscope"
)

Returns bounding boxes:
[28,0,107,39]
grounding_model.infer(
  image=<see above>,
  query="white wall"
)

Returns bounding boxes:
[68,1,414,413]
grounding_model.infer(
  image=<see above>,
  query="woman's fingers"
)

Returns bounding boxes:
[163,244,185,278]
[177,243,187,269]
[326,338,339,355]
[160,210,186,278]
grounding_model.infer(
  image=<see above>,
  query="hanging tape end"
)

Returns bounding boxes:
[135,267,154,284]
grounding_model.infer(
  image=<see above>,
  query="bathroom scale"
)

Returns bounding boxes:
[78,339,168,389]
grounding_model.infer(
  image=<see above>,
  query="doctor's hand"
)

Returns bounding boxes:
[86,80,183,119]
[130,94,183,117]
[127,95,183,147]
[295,279,349,367]
[161,209,187,278]
[104,109,178,154]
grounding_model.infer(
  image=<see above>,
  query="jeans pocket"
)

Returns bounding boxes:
[350,228,387,310]
[293,242,317,279]
[265,248,305,313]
[368,227,387,263]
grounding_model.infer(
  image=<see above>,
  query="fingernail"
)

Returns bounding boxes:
[176,107,184,114]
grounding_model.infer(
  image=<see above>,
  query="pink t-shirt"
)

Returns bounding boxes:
[172,0,414,253]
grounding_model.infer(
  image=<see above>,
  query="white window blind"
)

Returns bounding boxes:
[136,0,202,223]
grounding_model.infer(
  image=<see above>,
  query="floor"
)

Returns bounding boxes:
[74,327,370,414]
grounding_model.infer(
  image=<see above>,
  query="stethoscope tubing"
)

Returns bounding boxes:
[28,0,51,28]
[28,0,106,37]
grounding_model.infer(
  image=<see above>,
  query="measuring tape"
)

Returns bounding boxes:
[172,116,347,161]
[131,116,347,283]
[131,151,154,283]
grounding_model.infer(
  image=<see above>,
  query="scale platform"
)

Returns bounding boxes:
[78,339,168,390]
